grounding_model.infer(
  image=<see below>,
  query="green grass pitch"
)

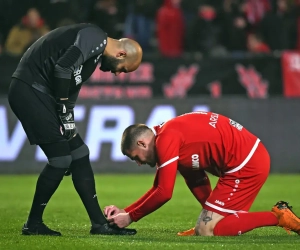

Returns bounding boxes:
[0,174,299,250]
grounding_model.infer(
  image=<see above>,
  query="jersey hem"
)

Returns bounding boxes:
[204,201,246,214]
[225,138,261,174]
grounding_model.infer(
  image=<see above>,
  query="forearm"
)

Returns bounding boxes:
[53,76,70,100]
[128,187,171,222]
[125,155,178,222]
[53,45,83,99]
[124,186,156,213]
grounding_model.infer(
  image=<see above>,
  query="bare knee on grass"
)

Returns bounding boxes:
[195,209,224,236]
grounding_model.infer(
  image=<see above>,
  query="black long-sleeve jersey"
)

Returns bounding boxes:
[12,23,107,97]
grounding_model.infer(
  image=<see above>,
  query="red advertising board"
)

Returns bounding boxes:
[282,51,300,97]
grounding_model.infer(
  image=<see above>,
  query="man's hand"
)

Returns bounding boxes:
[56,99,76,140]
[108,213,132,228]
[104,205,125,219]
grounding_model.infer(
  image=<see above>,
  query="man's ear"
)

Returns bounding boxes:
[116,50,126,58]
[137,140,146,148]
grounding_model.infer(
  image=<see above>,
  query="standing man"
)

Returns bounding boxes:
[8,23,143,236]
[104,111,300,236]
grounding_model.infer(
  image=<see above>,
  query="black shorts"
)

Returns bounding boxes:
[8,78,67,145]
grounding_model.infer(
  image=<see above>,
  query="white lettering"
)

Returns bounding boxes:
[74,65,83,85]
[191,154,199,169]
[209,122,216,128]
[209,113,219,128]
[74,65,83,76]
[229,119,243,131]
[86,106,134,161]
[215,200,225,206]
[0,104,211,163]
[0,106,27,160]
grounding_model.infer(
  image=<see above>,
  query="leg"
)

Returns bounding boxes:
[213,211,278,236]
[181,142,280,236]
[68,134,107,226]
[181,209,279,236]
[8,80,73,235]
[68,134,136,235]
[23,140,72,236]
[203,142,278,236]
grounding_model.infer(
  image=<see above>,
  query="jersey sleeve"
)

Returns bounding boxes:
[53,26,107,98]
[125,131,182,222]
[124,173,159,213]
[156,130,182,167]
[127,162,178,222]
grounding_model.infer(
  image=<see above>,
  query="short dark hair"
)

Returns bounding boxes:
[121,124,150,154]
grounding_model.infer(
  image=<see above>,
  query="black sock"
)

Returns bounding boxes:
[27,164,66,225]
[71,155,107,226]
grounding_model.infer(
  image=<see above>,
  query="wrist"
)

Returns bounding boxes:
[56,99,69,114]
[127,212,134,222]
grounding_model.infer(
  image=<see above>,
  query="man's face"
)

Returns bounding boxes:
[100,55,128,76]
[27,9,40,28]
[126,144,157,168]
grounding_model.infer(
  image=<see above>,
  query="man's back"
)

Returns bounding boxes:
[12,23,107,95]
[153,111,259,175]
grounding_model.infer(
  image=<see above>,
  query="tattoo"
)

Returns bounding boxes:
[200,209,214,225]
[195,209,214,235]
[196,215,202,227]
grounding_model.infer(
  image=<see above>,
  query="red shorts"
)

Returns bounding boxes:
[203,140,270,216]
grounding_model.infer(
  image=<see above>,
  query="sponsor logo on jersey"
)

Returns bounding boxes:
[229,119,243,131]
[191,154,200,169]
[209,113,219,128]
[74,65,83,85]
[215,200,225,206]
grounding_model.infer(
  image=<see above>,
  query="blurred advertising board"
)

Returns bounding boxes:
[0,98,299,174]
[282,51,300,97]
[0,54,282,98]
[82,55,282,99]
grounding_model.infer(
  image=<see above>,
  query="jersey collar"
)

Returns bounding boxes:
[150,127,157,136]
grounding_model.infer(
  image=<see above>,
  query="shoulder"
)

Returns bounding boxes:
[76,24,107,38]
[156,127,183,147]
[74,24,108,59]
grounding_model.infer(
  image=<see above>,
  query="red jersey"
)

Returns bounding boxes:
[124,112,260,222]
[154,111,259,175]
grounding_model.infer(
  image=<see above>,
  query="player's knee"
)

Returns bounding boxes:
[71,143,89,161]
[70,145,93,179]
[195,209,224,236]
[69,134,90,161]
[48,155,72,168]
